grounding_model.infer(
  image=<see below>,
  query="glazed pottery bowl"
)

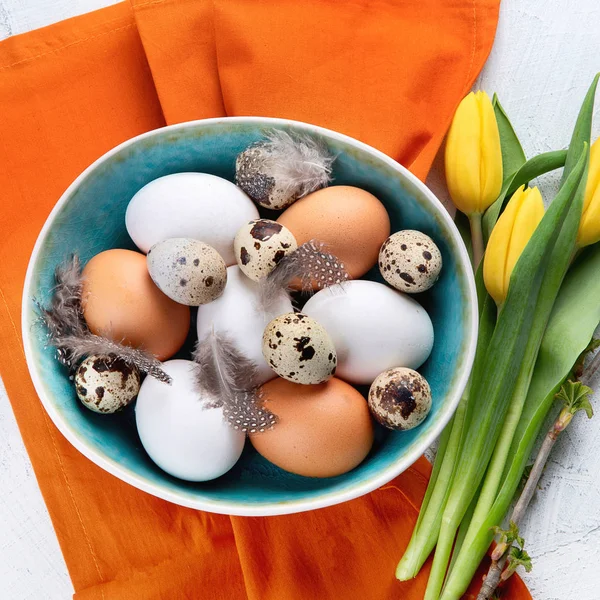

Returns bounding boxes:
[22,117,477,516]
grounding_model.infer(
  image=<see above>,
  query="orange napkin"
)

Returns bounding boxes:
[0,1,530,598]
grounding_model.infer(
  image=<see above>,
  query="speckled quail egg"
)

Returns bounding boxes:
[147,238,227,305]
[234,219,298,281]
[236,143,291,209]
[368,367,431,430]
[379,230,442,293]
[74,355,141,414]
[262,313,337,384]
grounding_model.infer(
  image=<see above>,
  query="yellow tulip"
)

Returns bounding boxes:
[445,91,503,215]
[484,185,545,305]
[577,137,600,247]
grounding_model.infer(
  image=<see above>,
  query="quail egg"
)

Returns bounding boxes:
[262,313,337,384]
[368,367,431,430]
[234,219,297,281]
[379,230,442,293]
[147,238,227,305]
[74,355,140,414]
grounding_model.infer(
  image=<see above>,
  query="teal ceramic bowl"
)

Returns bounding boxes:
[22,117,477,516]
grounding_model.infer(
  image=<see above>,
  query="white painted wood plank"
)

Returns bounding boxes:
[1,0,599,598]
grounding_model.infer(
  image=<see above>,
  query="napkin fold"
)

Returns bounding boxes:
[0,1,530,598]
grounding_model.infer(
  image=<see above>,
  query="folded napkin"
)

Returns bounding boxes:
[0,1,530,598]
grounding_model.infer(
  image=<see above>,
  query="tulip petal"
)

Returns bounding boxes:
[578,186,600,247]
[506,187,545,289]
[446,92,482,214]
[477,91,504,212]
[577,137,600,247]
[484,186,524,304]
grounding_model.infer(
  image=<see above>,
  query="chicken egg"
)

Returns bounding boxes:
[125,173,259,264]
[303,280,433,384]
[250,377,373,478]
[277,185,390,283]
[196,266,293,385]
[81,249,190,361]
[135,359,245,481]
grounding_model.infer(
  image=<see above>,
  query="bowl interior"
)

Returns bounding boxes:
[23,118,476,514]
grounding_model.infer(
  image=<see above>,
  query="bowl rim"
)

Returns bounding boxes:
[22,116,478,516]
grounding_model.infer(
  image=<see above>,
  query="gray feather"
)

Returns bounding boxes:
[56,334,172,384]
[193,330,277,433]
[259,130,334,199]
[258,240,349,312]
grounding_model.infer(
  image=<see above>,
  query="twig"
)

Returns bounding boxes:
[478,349,598,600]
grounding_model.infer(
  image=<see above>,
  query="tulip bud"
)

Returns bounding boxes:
[445,91,503,216]
[484,186,545,305]
[577,137,600,247]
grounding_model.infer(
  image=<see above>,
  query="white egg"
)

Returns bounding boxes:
[197,266,293,385]
[135,359,245,481]
[147,238,227,306]
[262,313,337,384]
[126,173,259,265]
[303,280,434,385]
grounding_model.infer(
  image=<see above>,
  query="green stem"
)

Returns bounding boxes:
[424,512,460,599]
[445,345,537,582]
[448,480,482,574]
[396,395,468,579]
[469,213,484,269]
[397,291,497,581]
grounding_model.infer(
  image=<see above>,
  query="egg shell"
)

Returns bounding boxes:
[277,185,390,283]
[135,359,245,481]
[147,238,227,306]
[303,280,434,385]
[250,377,374,478]
[125,173,259,265]
[196,266,293,385]
[262,313,337,385]
[368,367,432,430]
[379,230,442,293]
[81,249,190,361]
[75,355,140,414]
[234,219,298,281]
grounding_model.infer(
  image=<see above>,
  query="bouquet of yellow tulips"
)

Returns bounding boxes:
[396,75,600,599]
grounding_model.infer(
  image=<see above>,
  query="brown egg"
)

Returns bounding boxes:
[277,186,390,283]
[81,249,190,361]
[250,377,374,478]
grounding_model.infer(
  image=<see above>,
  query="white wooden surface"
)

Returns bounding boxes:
[1,1,599,598]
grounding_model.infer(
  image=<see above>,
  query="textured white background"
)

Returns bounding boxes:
[1,1,599,599]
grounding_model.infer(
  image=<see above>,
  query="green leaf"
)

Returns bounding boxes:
[556,380,593,418]
[482,150,567,242]
[563,73,600,182]
[492,520,524,549]
[507,547,533,574]
[493,94,527,179]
